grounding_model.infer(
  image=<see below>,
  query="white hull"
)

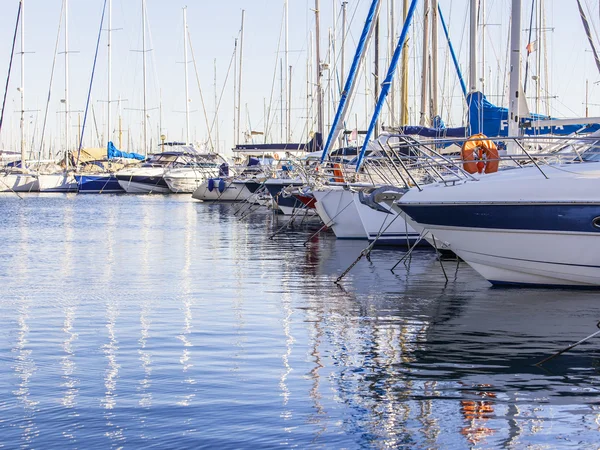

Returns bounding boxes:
[192,180,252,202]
[38,173,78,192]
[117,179,171,194]
[398,163,600,286]
[0,174,39,192]
[352,192,420,245]
[164,168,219,193]
[419,225,600,286]
[312,188,367,239]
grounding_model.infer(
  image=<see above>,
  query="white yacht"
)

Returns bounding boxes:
[164,154,225,193]
[396,147,600,287]
[116,148,207,194]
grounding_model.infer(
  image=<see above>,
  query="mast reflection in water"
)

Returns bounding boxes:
[0,195,598,448]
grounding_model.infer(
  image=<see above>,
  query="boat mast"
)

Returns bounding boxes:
[400,0,409,125]
[469,0,478,92]
[107,0,112,146]
[419,0,429,126]
[237,10,245,145]
[65,0,70,169]
[314,0,324,136]
[183,7,190,145]
[20,0,26,168]
[507,0,522,152]
[431,0,438,119]
[374,12,380,136]
[284,0,289,141]
[389,0,396,124]
[341,1,347,85]
[142,0,147,156]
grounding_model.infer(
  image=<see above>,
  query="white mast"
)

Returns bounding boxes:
[107,0,112,145]
[400,0,409,125]
[183,7,190,145]
[341,1,347,84]
[314,0,324,136]
[284,0,289,141]
[237,10,245,145]
[142,0,148,156]
[20,0,26,168]
[419,0,429,126]
[389,0,396,124]
[507,0,522,153]
[469,0,478,92]
[65,0,70,168]
[431,0,438,118]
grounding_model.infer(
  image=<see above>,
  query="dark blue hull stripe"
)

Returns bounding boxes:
[264,183,305,209]
[76,175,124,193]
[401,203,600,233]
[490,280,600,289]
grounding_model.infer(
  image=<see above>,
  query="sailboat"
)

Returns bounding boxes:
[0,0,39,193]
[38,0,77,193]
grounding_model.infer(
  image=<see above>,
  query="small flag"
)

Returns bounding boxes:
[350,128,358,142]
[526,40,538,54]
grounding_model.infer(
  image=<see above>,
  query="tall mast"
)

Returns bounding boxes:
[469,0,478,92]
[237,10,245,145]
[183,7,190,144]
[341,2,347,85]
[107,0,112,145]
[507,0,522,152]
[20,0,26,167]
[142,0,148,156]
[419,0,429,126]
[374,14,380,136]
[65,0,70,168]
[480,0,485,93]
[314,0,324,136]
[214,58,219,149]
[431,0,438,118]
[284,0,289,141]
[389,0,396,124]
[400,0,409,125]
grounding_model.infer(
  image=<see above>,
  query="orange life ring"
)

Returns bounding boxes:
[461,133,499,174]
[273,153,280,160]
[332,163,345,183]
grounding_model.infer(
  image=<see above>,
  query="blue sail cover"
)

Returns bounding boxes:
[467,91,600,136]
[107,141,145,160]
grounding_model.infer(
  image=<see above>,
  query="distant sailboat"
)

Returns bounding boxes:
[0,0,39,193]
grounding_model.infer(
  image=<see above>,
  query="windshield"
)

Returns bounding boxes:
[581,140,600,161]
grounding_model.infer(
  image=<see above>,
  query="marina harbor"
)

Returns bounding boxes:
[1,0,600,448]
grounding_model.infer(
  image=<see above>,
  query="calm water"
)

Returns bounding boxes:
[0,194,599,449]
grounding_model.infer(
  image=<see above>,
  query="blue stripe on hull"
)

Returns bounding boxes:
[489,280,600,289]
[76,175,124,193]
[264,183,305,210]
[400,203,600,233]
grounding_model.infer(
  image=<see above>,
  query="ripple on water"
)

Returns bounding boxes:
[0,195,599,448]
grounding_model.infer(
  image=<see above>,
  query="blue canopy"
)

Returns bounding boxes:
[107,141,145,160]
[467,91,600,136]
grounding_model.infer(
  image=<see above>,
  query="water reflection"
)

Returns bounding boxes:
[2,199,600,448]
[177,202,195,407]
[12,303,39,446]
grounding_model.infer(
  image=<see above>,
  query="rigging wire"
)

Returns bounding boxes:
[76,0,108,165]
[38,0,65,158]
[0,2,22,139]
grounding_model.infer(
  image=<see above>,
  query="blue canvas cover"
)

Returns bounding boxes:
[467,91,600,137]
[107,141,145,160]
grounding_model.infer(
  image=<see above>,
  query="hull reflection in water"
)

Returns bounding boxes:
[0,197,598,448]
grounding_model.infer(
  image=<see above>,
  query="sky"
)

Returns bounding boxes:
[0,0,598,158]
